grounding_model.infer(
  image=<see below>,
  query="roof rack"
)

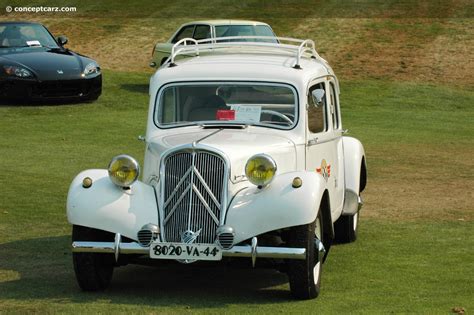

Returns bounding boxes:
[168,36,321,69]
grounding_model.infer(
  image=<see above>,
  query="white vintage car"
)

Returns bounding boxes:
[67,37,367,300]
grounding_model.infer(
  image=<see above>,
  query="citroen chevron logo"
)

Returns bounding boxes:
[181,229,201,244]
[164,164,220,225]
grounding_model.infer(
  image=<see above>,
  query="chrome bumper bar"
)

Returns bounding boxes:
[72,235,306,264]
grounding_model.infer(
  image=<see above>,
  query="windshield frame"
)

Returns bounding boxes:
[153,81,300,131]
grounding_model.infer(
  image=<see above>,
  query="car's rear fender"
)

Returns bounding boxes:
[342,136,366,215]
[225,171,327,244]
[67,169,158,241]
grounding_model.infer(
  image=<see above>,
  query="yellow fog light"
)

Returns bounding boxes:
[245,154,277,188]
[108,154,140,188]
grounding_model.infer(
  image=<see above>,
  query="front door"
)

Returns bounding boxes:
[305,79,344,219]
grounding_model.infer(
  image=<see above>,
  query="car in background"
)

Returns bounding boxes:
[150,20,277,67]
[0,21,101,103]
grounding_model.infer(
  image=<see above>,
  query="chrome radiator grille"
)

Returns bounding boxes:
[161,150,226,244]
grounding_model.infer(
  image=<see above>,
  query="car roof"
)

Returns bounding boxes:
[181,20,270,27]
[154,53,333,88]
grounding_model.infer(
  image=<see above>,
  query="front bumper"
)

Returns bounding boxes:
[0,74,102,102]
[72,233,307,265]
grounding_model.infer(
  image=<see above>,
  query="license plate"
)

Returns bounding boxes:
[149,242,222,261]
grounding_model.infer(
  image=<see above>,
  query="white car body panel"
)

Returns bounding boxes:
[67,169,158,241]
[342,136,366,196]
[226,171,326,244]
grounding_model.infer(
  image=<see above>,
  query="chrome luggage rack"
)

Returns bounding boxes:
[167,36,322,69]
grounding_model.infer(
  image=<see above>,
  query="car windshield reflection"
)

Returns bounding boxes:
[0,23,59,49]
[156,82,297,130]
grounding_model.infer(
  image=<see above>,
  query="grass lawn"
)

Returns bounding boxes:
[1,0,473,313]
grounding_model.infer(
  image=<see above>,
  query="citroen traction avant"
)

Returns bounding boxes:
[67,36,367,299]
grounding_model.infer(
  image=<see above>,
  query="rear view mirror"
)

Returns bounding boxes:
[311,89,325,107]
[57,35,68,46]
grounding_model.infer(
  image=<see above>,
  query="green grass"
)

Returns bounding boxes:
[0,221,472,314]
[0,71,473,313]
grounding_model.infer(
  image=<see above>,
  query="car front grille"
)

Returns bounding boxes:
[161,149,226,244]
[32,80,84,97]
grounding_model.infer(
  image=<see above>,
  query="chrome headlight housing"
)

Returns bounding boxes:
[3,65,33,78]
[245,154,277,187]
[108,155,140,187]
[83,62,100,76]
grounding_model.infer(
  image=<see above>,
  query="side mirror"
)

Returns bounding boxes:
[57,35,68,46]
[311,89,325,107]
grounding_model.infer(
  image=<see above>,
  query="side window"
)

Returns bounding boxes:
[172,25,195,43]
[329,82,339,129]
[193,25,211,40]
[308,83,327,133]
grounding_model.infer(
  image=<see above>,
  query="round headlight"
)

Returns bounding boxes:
[245,154,277,187]
[108,155,140,187]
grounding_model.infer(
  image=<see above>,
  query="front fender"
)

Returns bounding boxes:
[67,169,158,241]
[226,171,326,244]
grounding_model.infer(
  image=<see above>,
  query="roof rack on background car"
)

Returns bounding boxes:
[167,36,322,69]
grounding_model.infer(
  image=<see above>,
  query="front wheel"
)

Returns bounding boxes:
[287,213,324,299]
[72,225,115,291]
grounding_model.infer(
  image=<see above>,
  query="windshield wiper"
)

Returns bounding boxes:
[199,123,248,129]
[0,45,29,48]
[43,45,62,50]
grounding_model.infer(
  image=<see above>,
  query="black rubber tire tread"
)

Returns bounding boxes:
[334,213,358,244]
[287,215,322,300]
[72,225,115,291]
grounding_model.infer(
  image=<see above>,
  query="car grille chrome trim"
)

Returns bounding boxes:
[159,145,229,244]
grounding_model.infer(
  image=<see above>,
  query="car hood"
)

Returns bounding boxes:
[0,50,85,80]
[149,128,297,181]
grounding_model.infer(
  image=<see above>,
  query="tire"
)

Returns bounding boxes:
[334,211,359,244]
[72,225,115,291]
[287,213,323,300]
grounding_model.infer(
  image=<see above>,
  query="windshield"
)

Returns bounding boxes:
[156,82,297,129]
[215,25,277,43]
[0,24,59,49]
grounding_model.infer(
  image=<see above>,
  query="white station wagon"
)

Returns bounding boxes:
[68,37,367,299]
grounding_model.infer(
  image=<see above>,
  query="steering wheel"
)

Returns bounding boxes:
[261,110,293,124]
